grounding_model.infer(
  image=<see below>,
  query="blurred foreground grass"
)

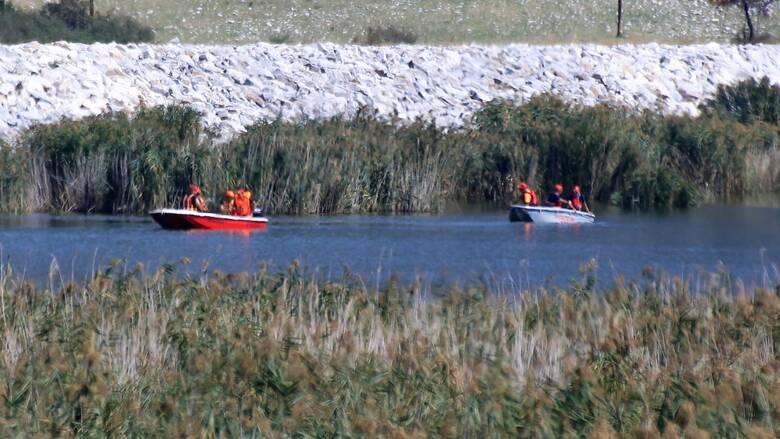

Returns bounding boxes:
[0,259,778,435]
[11,0,780,44]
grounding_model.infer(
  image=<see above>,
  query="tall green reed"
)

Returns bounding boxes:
[24,106,204,213]
[6,78,780,215]
[0,142,31,213]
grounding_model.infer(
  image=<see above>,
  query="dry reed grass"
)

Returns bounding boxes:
[0,260,777,435]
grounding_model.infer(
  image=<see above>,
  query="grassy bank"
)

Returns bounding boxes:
[0,261,777,436]
[2,78,778,215]
[0,1,153,44]
[11,0,780,44]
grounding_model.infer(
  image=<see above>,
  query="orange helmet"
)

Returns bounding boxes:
[573,185,581,193]
[554,184,563,193]
[518,182,528,190]
[225,190,235,198]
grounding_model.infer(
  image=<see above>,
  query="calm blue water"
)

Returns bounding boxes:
[0,205,778,287]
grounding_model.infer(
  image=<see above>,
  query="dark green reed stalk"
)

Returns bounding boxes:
[702,76,780,125]
[6,78,780,215]
[0,262,777,436]
[0,142,31,213]
[210,115,450,214]
[24,106,204,213]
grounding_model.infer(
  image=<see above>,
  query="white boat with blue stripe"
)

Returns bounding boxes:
[509,205,595,224]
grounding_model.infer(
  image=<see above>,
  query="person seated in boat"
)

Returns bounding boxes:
[233,188,253,217]
[517,182,539,206]
[219,190,236,215]
[244,187,254,210]
[545,183,571,208]
[183,184,208,212]
[570,185,591,213]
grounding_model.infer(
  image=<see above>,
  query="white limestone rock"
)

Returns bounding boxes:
[0,42,779,144]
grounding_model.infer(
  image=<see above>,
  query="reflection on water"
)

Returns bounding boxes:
[0,204,778,287]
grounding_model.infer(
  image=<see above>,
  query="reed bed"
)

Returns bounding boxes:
[0,260,777,436]
[2,78,779,215]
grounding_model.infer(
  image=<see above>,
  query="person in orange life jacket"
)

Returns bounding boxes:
[242,187,255,212]
[241,187,255,215]
[219,190,236,215]
[570,185,591,213]
[233,188,253,216]
[183,184,208,212]
[517,182,539,206]
[545,183,571,208]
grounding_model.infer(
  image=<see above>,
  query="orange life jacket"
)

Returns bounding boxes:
[234,192,252,216]
[571,196,582,210]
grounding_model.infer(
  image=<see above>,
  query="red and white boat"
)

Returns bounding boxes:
[150,208,269,231]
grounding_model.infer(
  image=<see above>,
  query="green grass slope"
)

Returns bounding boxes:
[11,0,780,44]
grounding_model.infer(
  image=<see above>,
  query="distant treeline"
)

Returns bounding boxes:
[0,0,153,44]
[0,77,778,215]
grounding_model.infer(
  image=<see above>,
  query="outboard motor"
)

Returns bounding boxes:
[252,207,265,217]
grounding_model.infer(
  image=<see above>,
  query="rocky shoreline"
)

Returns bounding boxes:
[1,42,779,143]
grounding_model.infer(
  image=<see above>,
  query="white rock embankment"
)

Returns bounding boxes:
[1,42,779,143]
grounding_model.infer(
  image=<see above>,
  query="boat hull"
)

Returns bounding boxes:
[150,209,268,230]
[509,205,595,224]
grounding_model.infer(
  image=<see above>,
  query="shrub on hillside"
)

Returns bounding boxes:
[0,5,74,43]
[354,26,417,45]
[0,2,153,44]
[268,33,291,44]
[702,76,780,125]
[43,0,89,29]
[88,14,155,43]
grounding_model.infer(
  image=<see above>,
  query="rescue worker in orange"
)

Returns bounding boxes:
[545,183,571,208]
[517,182,539,206]
[570,185,591,213]
[183,183,208,212]
[233,187,253,217]
[219,190,236,215]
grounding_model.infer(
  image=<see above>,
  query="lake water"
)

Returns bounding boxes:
[0,204,778,288]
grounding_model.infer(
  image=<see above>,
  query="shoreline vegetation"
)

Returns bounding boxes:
[1,78,778,216]
[0,261,777,435]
